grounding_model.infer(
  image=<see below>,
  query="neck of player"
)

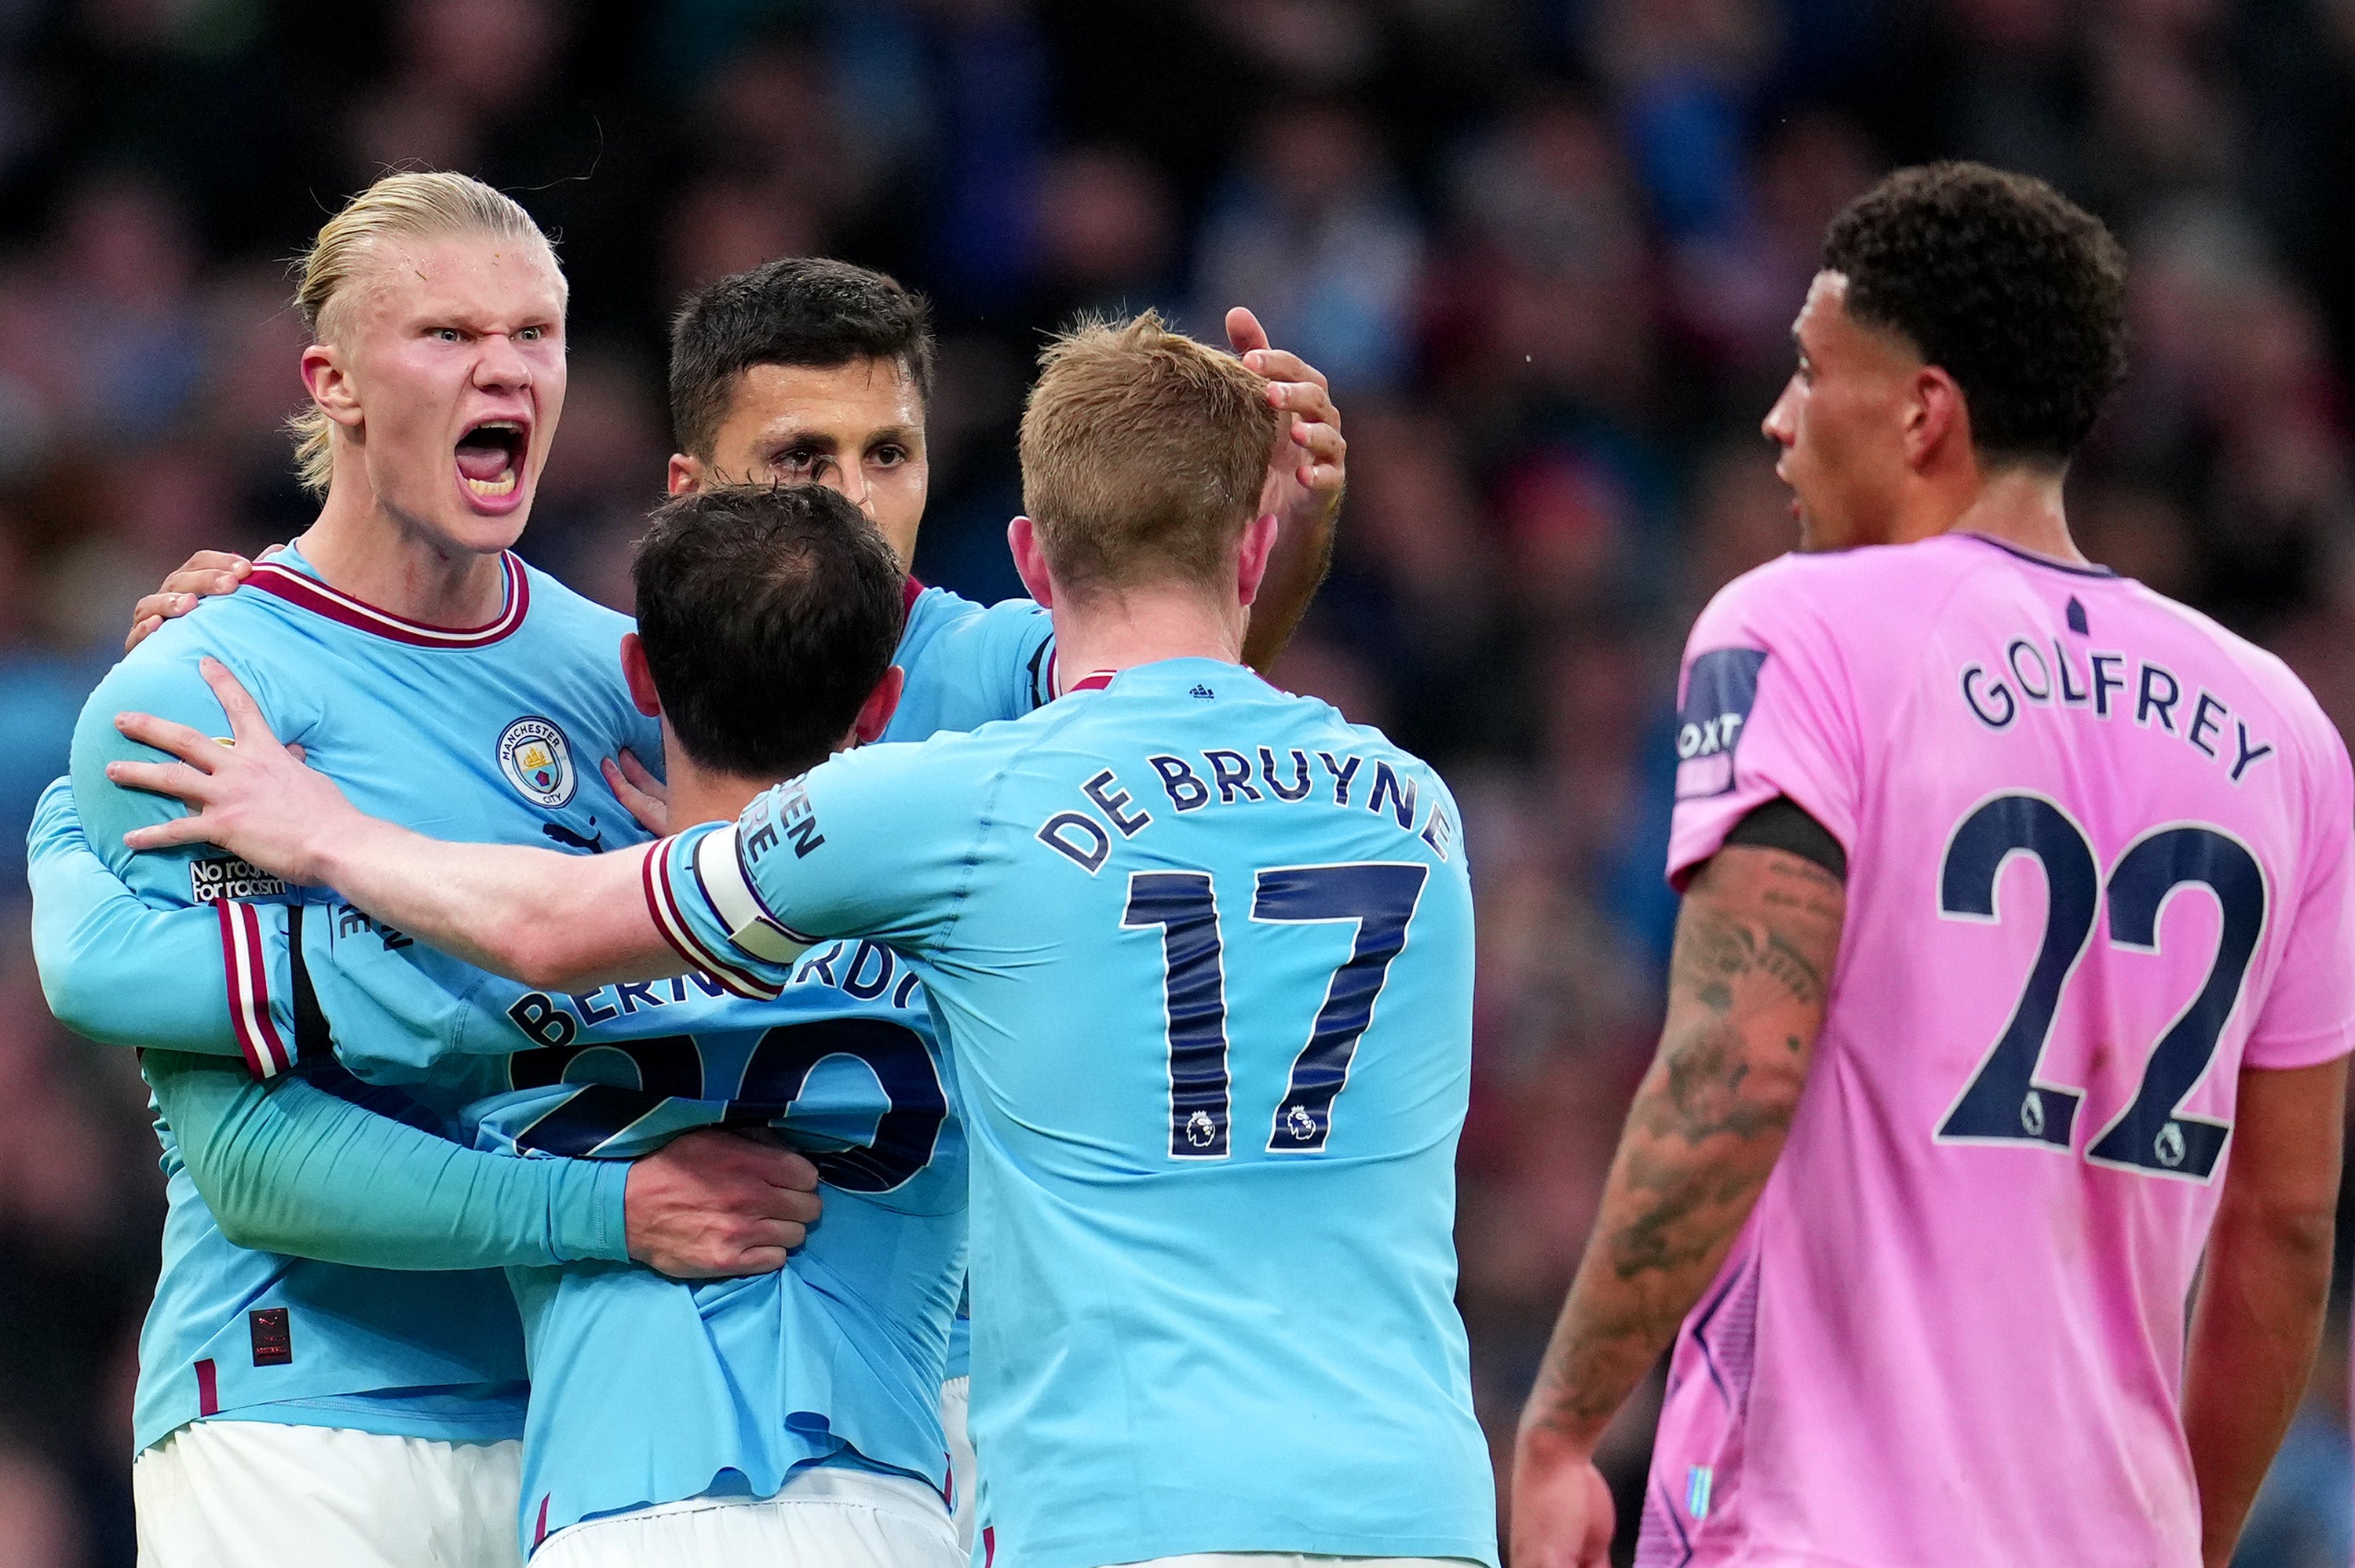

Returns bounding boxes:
[1050,584,1249,691]
[1922,459,2088,567]
[295,465,513,627]
[664,751,772,832]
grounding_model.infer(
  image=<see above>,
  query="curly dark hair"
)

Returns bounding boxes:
[1822,162,2128,464]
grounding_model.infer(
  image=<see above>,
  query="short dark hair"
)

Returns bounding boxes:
[631,483,905,779]
[1822,162,2129,464]
[668,258,936,459]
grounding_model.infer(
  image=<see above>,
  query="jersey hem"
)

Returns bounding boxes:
[139,1391,529,1455]
[998,1529,1498,1568]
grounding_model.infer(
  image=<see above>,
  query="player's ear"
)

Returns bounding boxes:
[1236,512,1280,609]
[849,665,904,747]
[619,632,663,717]
[666,454,703,497]
[1009,516,1055,610]
[302,343,362,429]
[1907,366,1969,473]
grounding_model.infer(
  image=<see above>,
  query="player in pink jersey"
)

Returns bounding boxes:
[1511,162,2355,1568]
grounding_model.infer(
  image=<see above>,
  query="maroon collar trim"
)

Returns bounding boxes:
[245,553,531,649]
[1064,669,1116,693]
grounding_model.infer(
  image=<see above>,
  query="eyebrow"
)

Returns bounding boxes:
[758,421,922,450]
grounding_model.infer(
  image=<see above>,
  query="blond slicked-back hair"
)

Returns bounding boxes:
[287,171,560,494]
[1018,311,1280,600]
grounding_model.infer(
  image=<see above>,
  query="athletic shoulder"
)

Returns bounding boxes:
[1694,542,1963,644]
[891,585,1056,738]
[77,595,318,738]
[2127,582,2348,782]
[515,560,637,649]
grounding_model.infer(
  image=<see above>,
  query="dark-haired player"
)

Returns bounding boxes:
[108,312,1494,1568]
[1512,162,2354,1568]
[46,483,983,1563]
[77,256,1345,1552]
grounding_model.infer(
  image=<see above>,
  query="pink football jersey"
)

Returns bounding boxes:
[1641,532,2355,1568]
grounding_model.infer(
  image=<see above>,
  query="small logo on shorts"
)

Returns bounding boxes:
[249,1307,292,1366]
[498,716,576,808]
[1185,1110,1217,1149]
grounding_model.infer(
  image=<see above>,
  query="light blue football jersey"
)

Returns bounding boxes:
[890,583,1054,742]
[70,545,664,1451]
[281,919,969,1552]
[652,657,1496,1568]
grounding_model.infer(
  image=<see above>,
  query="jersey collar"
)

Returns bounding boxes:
[246,549,531,649]
[1054,656,1253,699]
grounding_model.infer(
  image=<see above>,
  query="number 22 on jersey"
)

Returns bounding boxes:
[1934,790,2267,1180]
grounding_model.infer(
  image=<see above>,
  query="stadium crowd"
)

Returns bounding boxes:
[2,0,2353,1562]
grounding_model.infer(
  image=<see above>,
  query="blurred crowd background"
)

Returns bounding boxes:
[2,0,2353,1563]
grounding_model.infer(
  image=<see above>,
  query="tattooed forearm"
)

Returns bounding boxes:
[1517,844,1846,1455]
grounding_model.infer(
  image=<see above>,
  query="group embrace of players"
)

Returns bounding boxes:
[23,155,2352,1568]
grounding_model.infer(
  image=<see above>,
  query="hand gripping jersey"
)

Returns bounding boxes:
[1645,534,2355,1568]
[69,546,662,1452]
[292,921,969,1555]
[649,658,1497,1568]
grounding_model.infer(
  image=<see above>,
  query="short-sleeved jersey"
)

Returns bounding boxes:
[648,658,1496,1568]
[287,919,966,1553]
[889,583,1054,742]
[1645,534,2355,1568]
[69,546,663,1452]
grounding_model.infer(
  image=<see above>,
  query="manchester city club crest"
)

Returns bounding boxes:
[498,715,577,808]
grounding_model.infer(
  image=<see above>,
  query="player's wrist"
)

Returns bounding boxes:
[1513,1405,1605,1470]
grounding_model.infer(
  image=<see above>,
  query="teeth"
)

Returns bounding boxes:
[466,469,518,497]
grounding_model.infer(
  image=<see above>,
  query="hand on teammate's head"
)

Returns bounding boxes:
[1225,306,1346,518]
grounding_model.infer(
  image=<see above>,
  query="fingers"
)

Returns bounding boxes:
[1225,305,1269,357]
[601,752,668,834]
[159,567,246,597]
[196,656,273,743]
[122,812,221,851]
[172,550,251,582]
[104,755,214,797]
[111,710,223,769]
[124,614,164,655]
[1292,418,1346,491]
[615,747,665,797]
[1247,346,1331,394]
[767,1147,822,1193]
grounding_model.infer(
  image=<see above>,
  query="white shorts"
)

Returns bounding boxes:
[133,1419,523,1568]
[941,1376,976,1553]
[532,1464,958,1568]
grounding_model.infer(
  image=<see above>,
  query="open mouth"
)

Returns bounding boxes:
[455,420,527,500]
